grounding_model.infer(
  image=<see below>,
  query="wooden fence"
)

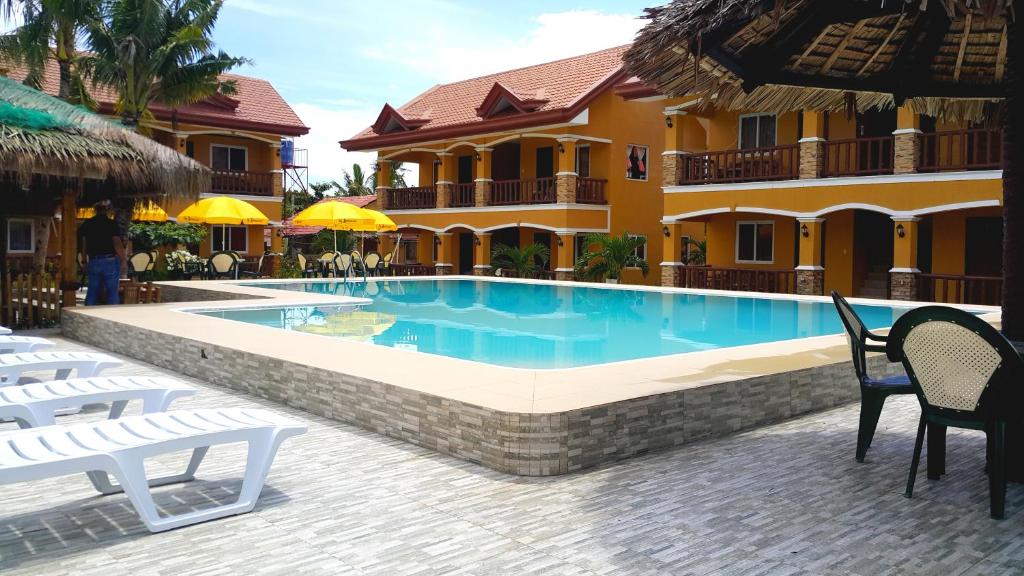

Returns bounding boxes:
[2,272,62,328]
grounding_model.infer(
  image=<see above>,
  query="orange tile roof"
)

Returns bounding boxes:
[1,60,308,136]
[341,45,631,151]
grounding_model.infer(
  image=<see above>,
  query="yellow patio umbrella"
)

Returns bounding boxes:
[77,201,169,222]
[291,199,375,252]
[176,196,269,251]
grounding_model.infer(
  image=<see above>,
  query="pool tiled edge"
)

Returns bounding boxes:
[62,305,905,476]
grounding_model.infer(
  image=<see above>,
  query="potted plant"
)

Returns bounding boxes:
[574,232,649,284]
[491,243,550,278]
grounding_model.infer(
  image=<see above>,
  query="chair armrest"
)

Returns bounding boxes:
[863,343,887,354]
[864,331,888,342]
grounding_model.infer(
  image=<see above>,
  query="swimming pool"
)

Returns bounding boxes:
[193,279,911,369]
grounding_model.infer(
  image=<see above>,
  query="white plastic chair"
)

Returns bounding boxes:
[0,376,196,428]
[0,351,121,385]
[0,408,307,532]
[0,335,55,354]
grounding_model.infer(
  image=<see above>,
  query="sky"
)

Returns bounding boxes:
[214,0,655,184]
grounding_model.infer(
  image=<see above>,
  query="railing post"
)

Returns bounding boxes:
[890,217,920,300]
[893,105,921,174]
[60,188,77,308]
[435,152,453,209]
[556,138,578,203]
[474,147,492,207]
[795,218,825,295]
[660,222,685,287]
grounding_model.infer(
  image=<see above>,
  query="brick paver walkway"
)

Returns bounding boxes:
[1,335,1021,575]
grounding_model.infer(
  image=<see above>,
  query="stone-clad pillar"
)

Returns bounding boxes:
[473,233,491,276]
[796,218,825,295]
[893,105,921,174]
[435,152,453,208]
[660,222,685,287]
[662,110,706,186]
[435,233,453,275]
[375,159,392,210]
[890,217,920,300]
[554,233,576,281]
[799,111,825,179]
[474,147,492,207]
[555,138,577,203]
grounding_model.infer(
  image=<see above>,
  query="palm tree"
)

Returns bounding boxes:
[341,164,373,196]
[491,243,550,278]
[575,232,649,282]
[0,0,100,105]
[686,238,707,265]
[84,0,248,128]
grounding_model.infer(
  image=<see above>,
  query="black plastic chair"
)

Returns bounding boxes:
[832,291,914,462]
[206,251,237,280]
[886,305,1023,519]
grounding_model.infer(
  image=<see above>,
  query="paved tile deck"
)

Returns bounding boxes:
[1,334,1022,576]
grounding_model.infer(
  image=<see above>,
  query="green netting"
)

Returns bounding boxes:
[0,101,70,131]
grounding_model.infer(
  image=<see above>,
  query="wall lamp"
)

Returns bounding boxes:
[896,223,905,238]
[662,226,671,238]
[474,236,481,246]
[665,115,673,128]
[558,142,565,153]
[475,152,481,161]
[801,223,809,238]
[556,236,564,246]
[434,236,442,246]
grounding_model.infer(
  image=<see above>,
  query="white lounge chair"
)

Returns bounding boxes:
[0,376,196,428]
[0,408,306,532]
[0,351,121,385]
[0,327,11,335]
[0,335,55,354]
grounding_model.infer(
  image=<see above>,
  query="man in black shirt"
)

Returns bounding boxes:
[78,204,126,305]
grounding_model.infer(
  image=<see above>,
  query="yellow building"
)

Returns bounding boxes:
[341,46,675,285]
[648,89,1002,303]
[2,63,308,260]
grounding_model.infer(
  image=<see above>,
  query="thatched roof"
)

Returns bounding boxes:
[0,76,209,198]
[624,0,1011,121]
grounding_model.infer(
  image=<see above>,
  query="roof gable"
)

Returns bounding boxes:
[475,82,549,118]
[371,103,431,134]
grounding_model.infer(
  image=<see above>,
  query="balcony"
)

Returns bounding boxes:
[449,183,474,208]
[389,186,436,209]
[576,177,608,204]
[919,128,1001,173]
[210,170,275,196]
[677,145,800,185]
[490,178,556,205]
[821,136,895,177]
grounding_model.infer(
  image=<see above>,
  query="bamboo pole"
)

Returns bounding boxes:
[61,188,78,308]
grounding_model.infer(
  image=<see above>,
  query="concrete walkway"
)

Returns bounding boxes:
[1,335,1021,575]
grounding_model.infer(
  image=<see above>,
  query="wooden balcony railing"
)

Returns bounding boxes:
[917,273,1002,306]
[678,145,799,185]
[576,177,608,204]
[449,183,475,207]
[678,266,797,294]
[388,186,436,209]
[821,136,894,177]
[919,128,1002,172]
[210,170,275,196]
[490,177,556,205]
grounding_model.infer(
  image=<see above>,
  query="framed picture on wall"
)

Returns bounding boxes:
[626,144,648,181]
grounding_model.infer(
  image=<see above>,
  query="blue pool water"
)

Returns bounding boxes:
[196,280,911,369]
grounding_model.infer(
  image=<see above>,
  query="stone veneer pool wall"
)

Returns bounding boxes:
[159,283,267,303]
[62,309,903,476]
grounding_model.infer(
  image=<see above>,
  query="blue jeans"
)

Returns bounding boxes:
[86,256,121,305]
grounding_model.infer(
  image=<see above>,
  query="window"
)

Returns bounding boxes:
[211,225,248,253]
[185,141,195,158]
[681,235,692,264]
[211,144,247,171]
[738,113,777,149]
[574,234,588,262]
[736,221,774,263]
[625,144,648,181]
[7,218,34,253]
[402,239,418,263]
[432,237,439,262]
[575,145,591,177]
[629,234,647,262]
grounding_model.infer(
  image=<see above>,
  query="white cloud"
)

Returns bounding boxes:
[362,10,644,83]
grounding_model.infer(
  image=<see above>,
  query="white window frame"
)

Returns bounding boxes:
[735,220,775,264]
[6,218,35,254]
[210,144,249,172]
[737,113,778,149]
[575,144,591,178]
[212,225,249,254]
[628,233,647,263]
[625,144,649,181]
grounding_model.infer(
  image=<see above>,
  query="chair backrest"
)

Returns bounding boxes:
[336,252,353,271]
[831,291,871,381]
[364,252,381,269]
[350,250,362,262]
[147,250,158,271]
[319,251,336,263]
[888,305,1022,420]
[128,252,151,276]
[382,252,393,266]
[297,253,308,270]
[209,252,236,274]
